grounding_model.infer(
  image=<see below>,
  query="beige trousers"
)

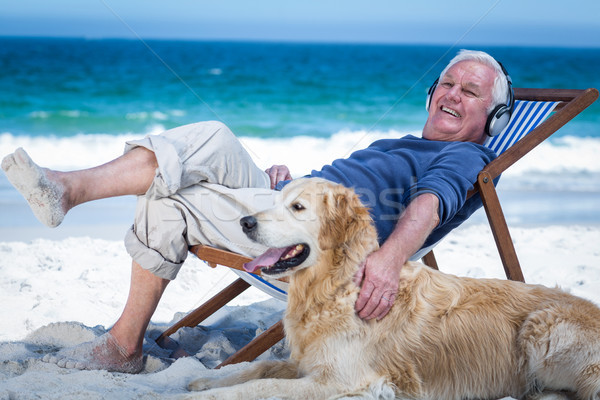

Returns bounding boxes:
[123,121,279,280]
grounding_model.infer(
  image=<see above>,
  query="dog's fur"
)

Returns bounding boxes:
[187,178,600,400]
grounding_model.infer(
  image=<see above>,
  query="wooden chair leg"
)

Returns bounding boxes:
[421,250,439,270]
[477,172,525,282]
[156,278,251,346]
[217,320,285,368]
[156,276,285,366]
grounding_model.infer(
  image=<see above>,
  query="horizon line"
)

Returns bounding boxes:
[1,34,600,50]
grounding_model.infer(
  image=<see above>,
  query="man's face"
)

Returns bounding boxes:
[422,60,496,144]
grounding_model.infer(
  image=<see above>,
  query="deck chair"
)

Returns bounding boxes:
[156,87,599,367]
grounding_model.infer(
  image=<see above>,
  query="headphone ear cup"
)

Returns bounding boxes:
[426,78,438,112]
[485,79,514,137]
[485,105,511,137]
[486,62,514,137]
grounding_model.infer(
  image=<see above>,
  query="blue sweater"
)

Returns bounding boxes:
[277,135,497,248]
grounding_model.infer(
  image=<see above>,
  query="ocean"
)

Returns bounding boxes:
[1,37,599,239]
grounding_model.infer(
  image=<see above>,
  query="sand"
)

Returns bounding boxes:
[0,223,598,399]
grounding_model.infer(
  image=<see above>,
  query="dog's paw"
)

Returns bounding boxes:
[187,377,214,392]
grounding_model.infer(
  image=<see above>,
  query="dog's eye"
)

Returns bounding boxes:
[291,202,305,211]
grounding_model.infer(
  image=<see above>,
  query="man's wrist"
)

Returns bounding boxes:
[375,243,408,271]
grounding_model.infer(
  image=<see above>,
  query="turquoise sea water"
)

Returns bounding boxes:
[1,37,599,139]
[1,38,599,236]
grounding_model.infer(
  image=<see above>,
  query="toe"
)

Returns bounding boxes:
[44,354,61,365]
[1,153,15,172]
[64,360,83,370]
[14,148,30,166]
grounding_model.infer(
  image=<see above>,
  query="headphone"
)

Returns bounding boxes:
[426,62,515,137]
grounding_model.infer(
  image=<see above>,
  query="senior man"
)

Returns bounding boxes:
[1,49,512,373]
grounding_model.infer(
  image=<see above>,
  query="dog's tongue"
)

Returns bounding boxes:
[243,247,289,273]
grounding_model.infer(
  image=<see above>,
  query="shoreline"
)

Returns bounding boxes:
[1,187,600,242]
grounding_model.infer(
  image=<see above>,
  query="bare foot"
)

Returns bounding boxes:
[1,148,66,227]
[42,332,144,373]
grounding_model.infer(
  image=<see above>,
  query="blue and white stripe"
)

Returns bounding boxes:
[232,269,289,302]
[485,100,558,155]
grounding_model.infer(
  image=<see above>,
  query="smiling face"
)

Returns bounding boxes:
[422,60,497,144]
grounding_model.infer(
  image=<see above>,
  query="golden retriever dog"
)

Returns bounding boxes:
[187,178,600,400]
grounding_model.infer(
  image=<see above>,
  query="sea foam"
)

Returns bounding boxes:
[2,130,599,192]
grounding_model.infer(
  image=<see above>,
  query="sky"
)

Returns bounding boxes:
[0,0,599,47]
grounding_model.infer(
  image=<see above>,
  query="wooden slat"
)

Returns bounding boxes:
[514,88,588,102]
[421,250,439,270]
[217,320,285,368]
[190,244,290,283]
[477,172,525,282]
[156,278,251,343]
[190,244,253,273]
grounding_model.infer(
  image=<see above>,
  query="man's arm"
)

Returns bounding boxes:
[354,192,440,320]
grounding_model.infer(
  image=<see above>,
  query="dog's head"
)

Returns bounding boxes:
[241,178,377,278]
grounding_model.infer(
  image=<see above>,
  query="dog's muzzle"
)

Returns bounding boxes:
[239,216,310,275]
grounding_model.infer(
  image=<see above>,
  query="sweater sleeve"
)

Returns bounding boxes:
[403,141,496,226]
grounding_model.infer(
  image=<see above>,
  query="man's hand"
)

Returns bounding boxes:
[353,193,440,321]
[354,248,402,320]
[265,165,292,189]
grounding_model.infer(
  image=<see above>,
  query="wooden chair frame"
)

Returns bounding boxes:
[156,87,599,368]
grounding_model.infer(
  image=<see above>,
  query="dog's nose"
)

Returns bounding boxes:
[240,216,257,234]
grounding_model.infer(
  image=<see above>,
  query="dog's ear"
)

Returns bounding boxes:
[318,186,373,250]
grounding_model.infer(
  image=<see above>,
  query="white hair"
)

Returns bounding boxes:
[439,49,511,113]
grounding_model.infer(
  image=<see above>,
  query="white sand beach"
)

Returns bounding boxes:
[1,221,599,399]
